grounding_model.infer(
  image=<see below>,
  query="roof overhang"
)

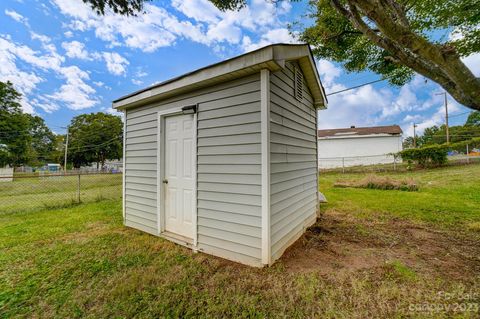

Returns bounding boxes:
[112,44,327,110]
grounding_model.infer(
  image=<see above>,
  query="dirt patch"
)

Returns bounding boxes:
[277,210,480,280]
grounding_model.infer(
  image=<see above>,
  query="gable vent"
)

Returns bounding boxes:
[294,66,303,102]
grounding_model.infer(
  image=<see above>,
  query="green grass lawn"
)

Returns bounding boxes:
[321,164,480,228]
[0,174,121,214]
[0,165,479,318]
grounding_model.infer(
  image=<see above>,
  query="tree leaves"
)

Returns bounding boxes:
[82,0,149,16]
[68,113,123,169]
[0,82,30,167]
[300,0,480,109]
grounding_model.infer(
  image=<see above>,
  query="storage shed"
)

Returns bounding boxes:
[112,44,327,267]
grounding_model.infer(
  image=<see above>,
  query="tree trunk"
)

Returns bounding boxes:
[331,0,480,110]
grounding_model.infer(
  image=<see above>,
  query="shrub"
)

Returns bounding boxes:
[397,145,448,168]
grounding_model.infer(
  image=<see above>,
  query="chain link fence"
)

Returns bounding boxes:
[0,172,122,214]
[319,153,480,173]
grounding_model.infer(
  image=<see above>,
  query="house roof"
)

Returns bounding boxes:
[112,43,327,110]
[318,125,403,138]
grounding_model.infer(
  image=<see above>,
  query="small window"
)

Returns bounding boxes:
[294,66,303,102]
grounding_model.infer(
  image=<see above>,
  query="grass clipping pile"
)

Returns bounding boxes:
[334,174,418,191]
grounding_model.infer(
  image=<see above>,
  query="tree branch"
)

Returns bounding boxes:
[326,30,366,40]
[330,0,480,109]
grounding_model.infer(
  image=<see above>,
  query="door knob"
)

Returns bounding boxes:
[162,179,168,184]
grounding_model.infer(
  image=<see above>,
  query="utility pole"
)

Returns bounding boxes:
[413,123,417,148]
[64,126,69,174]
[436,92,449,144]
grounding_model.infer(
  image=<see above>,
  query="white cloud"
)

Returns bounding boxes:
[402,114,423,123]
[34,97,60,113]
[30,32,51,44]
[64,31,74,38]
[317,60,342,87]
[53,0,190,51]
[315,61,444,134]
[5,9,29,26]
[402,92,462,136]
[242,28,297,52]
[132,78,143,85]
[0,37,44,113]
[53,0,293,52]
[207,20,242,44]
[60,40,129,76]
[135,69,148,78]
[171,0,220,23]
[62,40,91,60]
[0,35,97,112]
[48,66,98,110]
[102,52,129,76]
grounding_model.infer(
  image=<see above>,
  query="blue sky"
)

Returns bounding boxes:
[1,0,479,136]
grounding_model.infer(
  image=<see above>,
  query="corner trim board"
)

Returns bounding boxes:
[193,111,198,247]
[122,110,127,222]
[260,68,271,265]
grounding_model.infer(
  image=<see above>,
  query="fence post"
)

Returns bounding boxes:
[342,157,345,173]
[467,144,470,164]
[77,174,81,203]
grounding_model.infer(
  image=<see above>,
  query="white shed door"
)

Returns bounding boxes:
[164,114,195,239]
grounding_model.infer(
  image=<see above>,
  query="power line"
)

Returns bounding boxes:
[326,78,387,96]
[27,138,123,158]
[67,137,122,154]
[448,111,472,118]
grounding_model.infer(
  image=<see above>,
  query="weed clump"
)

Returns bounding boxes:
[334,175,418,191]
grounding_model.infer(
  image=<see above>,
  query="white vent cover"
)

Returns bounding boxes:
[294,66,303,102]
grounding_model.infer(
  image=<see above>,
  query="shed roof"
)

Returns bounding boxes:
[112,44,327,110]
[318,125,403,138]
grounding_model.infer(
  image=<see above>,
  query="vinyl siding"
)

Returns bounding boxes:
[124,73,262,266]
[124,109,158,235]
[197,73,262,266]
[269,61,318,262]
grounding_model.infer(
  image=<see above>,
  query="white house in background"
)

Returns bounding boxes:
[80,160,123,173]
[317,125,403,169]
[113,44,327,267]
[0,166,13,182]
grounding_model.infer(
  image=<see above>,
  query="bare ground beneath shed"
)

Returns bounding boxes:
[277,210,480,280]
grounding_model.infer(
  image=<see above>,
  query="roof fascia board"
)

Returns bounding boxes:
[113,44,327,110]
[113,46,280,109]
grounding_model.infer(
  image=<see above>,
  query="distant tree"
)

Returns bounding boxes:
[465,111,480,126]
[50,135,67,165]
[421,126,443,145]
[0,81,30,168]
[68,113,123,169]
[0,144,10,168]
[25,114,57,165]
[402,136,415,149]
[418,119,480,146]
